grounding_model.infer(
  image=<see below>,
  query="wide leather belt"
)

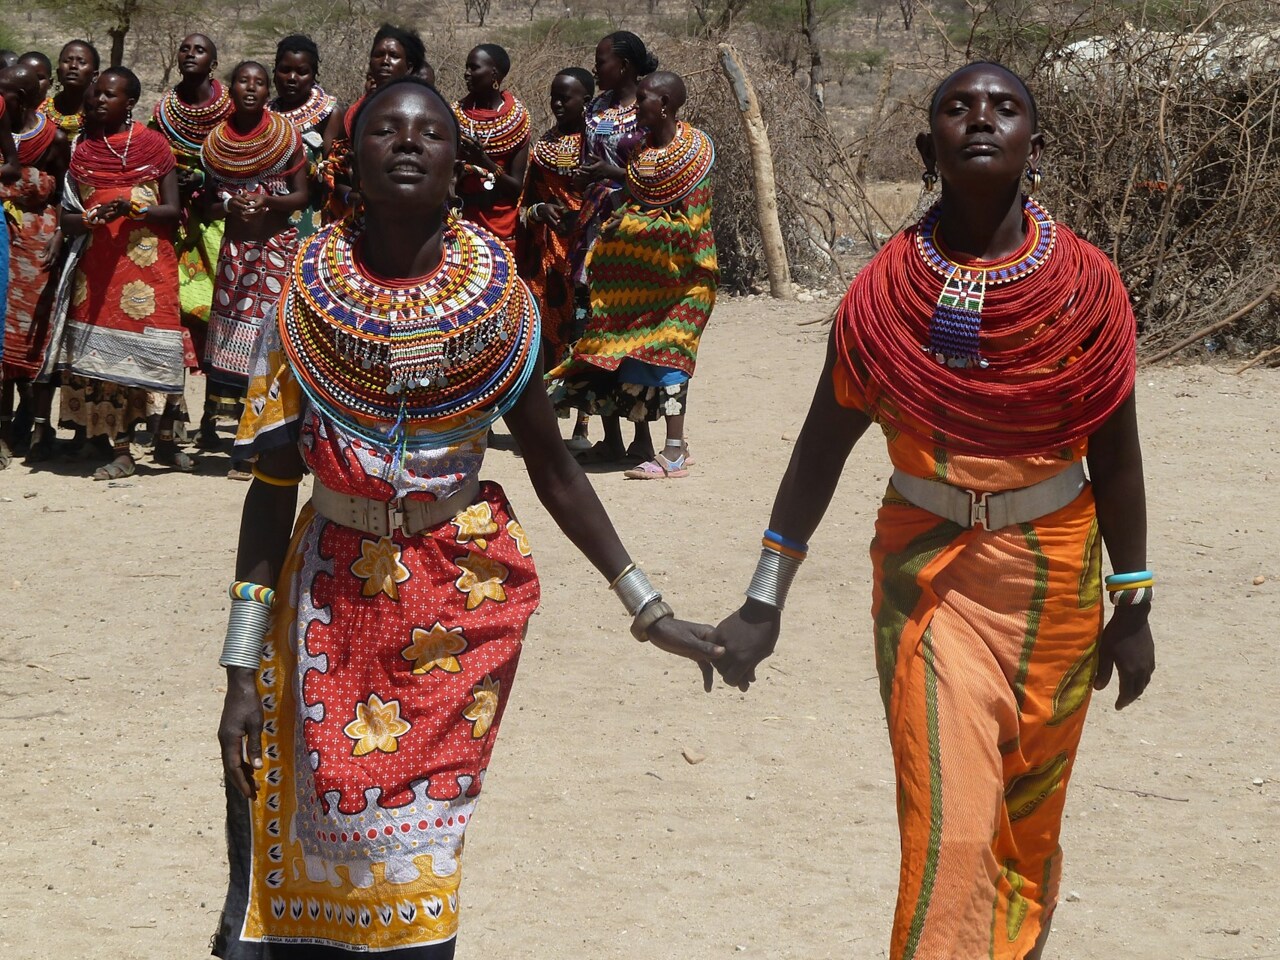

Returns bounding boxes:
[310,476,481,538]
[890,461,1086,532]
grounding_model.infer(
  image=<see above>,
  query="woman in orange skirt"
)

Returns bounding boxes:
[710,63,1156,960]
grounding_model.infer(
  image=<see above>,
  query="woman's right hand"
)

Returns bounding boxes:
[218,667,264,799]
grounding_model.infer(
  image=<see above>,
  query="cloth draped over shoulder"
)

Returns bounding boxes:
[833,204,1136,959]
[2,119,61,379]
[224,217,541,953]
[518,128,586,356]
[48,127,186,393]
[550,122,718,381]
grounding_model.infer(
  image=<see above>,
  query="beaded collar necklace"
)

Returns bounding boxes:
[915,196,1057,369]
[586,94,636,140]
[269,85,336,134]
[14,111,56,164]
[453,92,531,158]
[42,96,82,134]
[202,111,302,189]
[532,129,583,172]
[153,79,233,157]
[281,216,541,451]
[627,122,714,208]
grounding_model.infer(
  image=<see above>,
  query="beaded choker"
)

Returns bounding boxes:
[14,112,57,165]
[627,122,714,208]
[532,130,583,172]
[915,197,1056,369]
[202,112,303,189]
[152,80,233,160]
[281,216,541,451]
[268,86,337,134]
[454,92,531,159]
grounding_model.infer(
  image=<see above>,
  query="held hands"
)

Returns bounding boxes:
[228,191,267,224]
[1094,606,1154,709]
[83,200,130,227]
[708,600,781,692]
[218,667,264,799]
[643,616,724,692]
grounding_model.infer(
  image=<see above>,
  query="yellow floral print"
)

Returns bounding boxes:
[454,553,509,610]
[452,501,499,550]
[350,536,411,600]
[462,675,500,739]
[343,693,412,757]
[506,519,531,557]
[126,228,160,268]
[119,280,156,319]
[401,622,468,674]
[130,184,159,206]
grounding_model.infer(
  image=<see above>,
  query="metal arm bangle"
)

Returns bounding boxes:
[745,548,804,611]
[630,598,674,642]
[611,565,661,617]
[219,598,272,671]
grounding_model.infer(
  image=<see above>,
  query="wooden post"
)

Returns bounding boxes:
[717,42,795,300]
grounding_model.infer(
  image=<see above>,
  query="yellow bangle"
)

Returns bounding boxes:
[1106,578,1153,591]
[608,562,637,590]
[251,466,304,487]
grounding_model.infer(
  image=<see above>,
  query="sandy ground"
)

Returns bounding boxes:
[1,295,1277,959]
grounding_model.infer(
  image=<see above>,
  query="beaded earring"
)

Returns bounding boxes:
[1025,164,1042,194]
[126,106,133,126]
[921,168,938,190]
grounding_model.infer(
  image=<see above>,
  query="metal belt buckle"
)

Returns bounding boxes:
[388,497,409,537]
[968,489,993,531]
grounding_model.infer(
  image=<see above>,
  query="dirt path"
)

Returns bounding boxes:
[1,295,1276,959]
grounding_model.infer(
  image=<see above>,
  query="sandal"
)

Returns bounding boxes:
[227,461,253,481]
[92,454,136,481]
[624,452,690,480]
[155,438,196,473]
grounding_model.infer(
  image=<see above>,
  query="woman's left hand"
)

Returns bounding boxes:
[1094,606,1154,709]
[458,136,488,167]
[38,230,62,269]
[642,616,724,692]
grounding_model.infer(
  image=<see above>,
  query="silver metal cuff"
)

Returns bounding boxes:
[745,549,804,610]
[612,566,661,617]
[219,598,271,670]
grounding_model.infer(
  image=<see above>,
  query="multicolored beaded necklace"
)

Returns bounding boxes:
[152,79,233,162]
[532,130,584,173]
[584,94,637,163]
[14,112,56,165]
[281,216,541,452]
[453,92,531,159]
[269,85,336,138]
[627,122,714,208]
[41,96,81,135]
[914,196,1056,369]
[202,112,303,191]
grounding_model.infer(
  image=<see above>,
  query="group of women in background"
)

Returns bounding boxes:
[0,24,718,482]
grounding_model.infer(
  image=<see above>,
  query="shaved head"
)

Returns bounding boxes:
[0,64,40,106]
[641,70,686,111]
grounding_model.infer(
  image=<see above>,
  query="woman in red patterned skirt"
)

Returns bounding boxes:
[0,64,69,466]
[202,60,307,480]
[51,68,191,479]
[212,78,721,959]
